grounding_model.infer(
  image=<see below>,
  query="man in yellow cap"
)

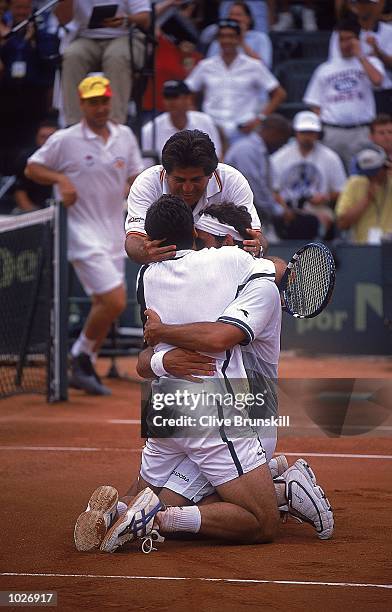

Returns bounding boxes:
[25,74,145,395]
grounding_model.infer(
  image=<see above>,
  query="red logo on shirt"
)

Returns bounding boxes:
[114,157,125,169]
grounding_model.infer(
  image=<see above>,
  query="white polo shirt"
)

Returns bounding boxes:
[303,56,385,125]
[271,140,347,202]
[141,111,222,164]
[185,54,279,133]
[139,246,276,381]
[125,162,261,236]
[72,0,151,39]
[328,24,392,89]
[29,121,144,260]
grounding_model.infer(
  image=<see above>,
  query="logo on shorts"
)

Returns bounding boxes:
[129,217,144,223]
[172,470,190,483]
[239,308,249,318]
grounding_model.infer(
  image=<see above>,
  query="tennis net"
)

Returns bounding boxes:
[0,205,68,402]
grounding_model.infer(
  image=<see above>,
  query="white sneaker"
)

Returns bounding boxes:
[272,12,294,32]
[269,455,289,478]
[281,460,334,539]
[100,487,163,553]
[74,485,119,552]
[302,8,318,31]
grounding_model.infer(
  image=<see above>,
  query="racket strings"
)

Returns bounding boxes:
[285,246,332,317]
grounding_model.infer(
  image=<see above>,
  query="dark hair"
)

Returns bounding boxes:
[370,113,392,132]
[261,113,292,135]
[336,15,361,37]
[202,201,252,242]
[162,129,218,175]
[230,1,255,30]
[37,119,58,131]
[145,194,194,250]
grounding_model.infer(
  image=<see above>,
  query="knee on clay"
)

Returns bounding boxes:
[252,510,279,544]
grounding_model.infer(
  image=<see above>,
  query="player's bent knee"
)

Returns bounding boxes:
[253,515,279,544]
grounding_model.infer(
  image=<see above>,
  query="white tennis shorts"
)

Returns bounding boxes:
[140,435,266,490]
[71,252,125,296]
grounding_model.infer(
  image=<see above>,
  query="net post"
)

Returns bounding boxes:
[51,202,68,402]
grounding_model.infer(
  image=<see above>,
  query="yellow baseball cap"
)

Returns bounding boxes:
[78,75,112,99]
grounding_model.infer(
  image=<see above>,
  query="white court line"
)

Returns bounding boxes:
[0,572,391,590]
[0,446,391,460]
[108,419,141,424]
[281,452,392,460]
[0,446,139,452]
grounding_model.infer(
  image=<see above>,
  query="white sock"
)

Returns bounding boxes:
[116,501,128,516]
[71,332,95,358]
[157,506,201,534]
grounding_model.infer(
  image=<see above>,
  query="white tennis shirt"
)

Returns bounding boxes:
[125,162,261,236]
[29,121,144,260]
[138,246,276,381]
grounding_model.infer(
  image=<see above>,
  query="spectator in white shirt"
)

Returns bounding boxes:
[329,0,392,113]
[271,111,347,239]
[141,80,222,166]
[304,15,385,171]
[185,19,286,144]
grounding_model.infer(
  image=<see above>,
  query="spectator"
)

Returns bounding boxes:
[26,75,145,395]
[141,79,222,164]
[369,113,392,161]
[224,113,291,226]
[271,111,347,239]
[220,0,270,33]
[0,0,58,172]
[271,0,318,31]
[303,15,385,171]
[55,0,151,126]
[13,119,58,213]
[206,1,273,68]
[336,144,392,243]
[185,19,286,144]
[198,0,270,52]
[329,1,392,113]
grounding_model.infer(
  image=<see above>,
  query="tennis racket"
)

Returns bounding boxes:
[279,242,336,318]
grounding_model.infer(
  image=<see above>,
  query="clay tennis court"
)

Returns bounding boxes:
[1,353,391,611]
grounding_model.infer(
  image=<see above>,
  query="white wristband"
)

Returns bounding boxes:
[150,351,169,378]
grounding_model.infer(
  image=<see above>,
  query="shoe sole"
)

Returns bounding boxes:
[68,374,111,396]
[74,486,118,552]
[100,488,162,553]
